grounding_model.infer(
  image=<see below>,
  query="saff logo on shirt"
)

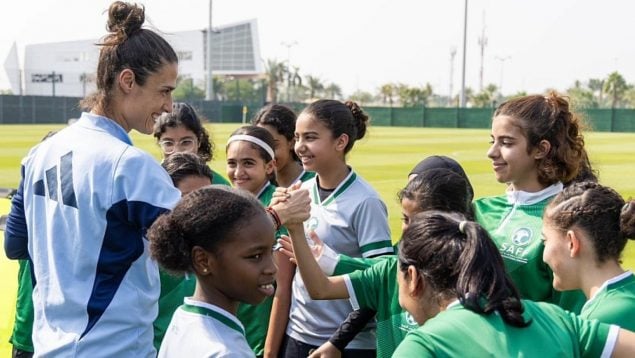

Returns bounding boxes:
[511,228,532,246]
[306,217,319,231]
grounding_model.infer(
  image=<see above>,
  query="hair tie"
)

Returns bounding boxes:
[459,221,467,234]
[623,202,631,213]
[227,134,275,160]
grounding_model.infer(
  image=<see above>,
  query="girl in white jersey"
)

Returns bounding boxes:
[283,99,393,357]
[542,181,635,331]
[392,211,635,357]
[473,92,593,313]
[148,186,277,357]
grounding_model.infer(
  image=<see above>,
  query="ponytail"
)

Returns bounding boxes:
[400,211,529,327]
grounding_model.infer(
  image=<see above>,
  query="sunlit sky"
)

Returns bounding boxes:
[1,0,634,97]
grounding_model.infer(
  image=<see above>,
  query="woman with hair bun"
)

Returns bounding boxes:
[542,181,635,330]
[4,2,181,356]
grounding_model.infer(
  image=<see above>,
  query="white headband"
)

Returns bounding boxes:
[227,134,275,160]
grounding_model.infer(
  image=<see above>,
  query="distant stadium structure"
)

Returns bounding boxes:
[3,19,263,97]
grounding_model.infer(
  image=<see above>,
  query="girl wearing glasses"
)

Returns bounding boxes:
[153,102,231,186]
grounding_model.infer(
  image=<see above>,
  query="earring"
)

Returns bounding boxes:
[203,268,208,273]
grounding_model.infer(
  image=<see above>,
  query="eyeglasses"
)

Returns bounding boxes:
[159,138,197,154]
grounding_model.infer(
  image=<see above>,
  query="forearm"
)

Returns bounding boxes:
[4,179,29,259]
[264,288,291,357]
[286,225,348,300]
[328,308,377,352]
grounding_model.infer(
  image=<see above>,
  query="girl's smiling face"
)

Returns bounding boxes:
[226,141,274,195]
[487,115,544,192]
[294,113,346,174]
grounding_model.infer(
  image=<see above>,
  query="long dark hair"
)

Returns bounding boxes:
[81,1,178,111]
[399,211,529,327]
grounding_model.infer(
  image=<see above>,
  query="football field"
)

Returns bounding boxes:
[1,123,634,355]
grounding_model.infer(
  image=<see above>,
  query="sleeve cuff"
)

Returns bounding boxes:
[317,243,339,275]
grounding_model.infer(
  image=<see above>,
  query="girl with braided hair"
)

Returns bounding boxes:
[542,181,635,330]
[473,92,591,313]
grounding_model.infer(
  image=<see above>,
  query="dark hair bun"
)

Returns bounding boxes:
[621,200,635,240]
[107,1,145,41]
[344,100,369,140]
[148,213,192,274]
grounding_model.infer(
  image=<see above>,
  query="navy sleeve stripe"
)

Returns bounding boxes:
[81,199,169,338]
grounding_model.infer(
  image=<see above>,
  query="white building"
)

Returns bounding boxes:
[5,19,263,97]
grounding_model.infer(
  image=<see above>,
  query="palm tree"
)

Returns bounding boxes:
[265,59,287,103]
[603,71,629,109]
[324,82,342,99]
[305,75,324,100]
[588,78,605,106]
[286,66,302,102]
[379,83,395,106]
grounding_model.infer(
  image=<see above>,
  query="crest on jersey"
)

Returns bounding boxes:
[405,312,418,326]
[306,217,319,231]
[511,228,533,246]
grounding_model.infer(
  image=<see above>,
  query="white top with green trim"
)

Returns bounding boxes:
[158,297,254,358]
[287,170,393,349]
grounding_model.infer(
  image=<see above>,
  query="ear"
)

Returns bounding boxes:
[118,68,136,94]
[266,159,276,175]
[406,265,424,297]
[334,133,349,152]
[533,139,551,160]
[191,245,214,276]
[566,229,581,258]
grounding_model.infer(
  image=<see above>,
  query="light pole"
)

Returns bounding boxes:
[205,0,214,101]
[281,41,298,102]
[449,47,457,106]
[459,0,468,108]
[495,55,511,95]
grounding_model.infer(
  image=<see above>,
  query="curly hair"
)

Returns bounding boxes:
[494,92,589,186]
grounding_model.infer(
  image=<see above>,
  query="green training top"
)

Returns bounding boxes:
[210,168,231,186]
[346,256,418,358]
[473,184,586,313]
[580,271,635,331]
[393,300,617,357]
[9,259,34,353]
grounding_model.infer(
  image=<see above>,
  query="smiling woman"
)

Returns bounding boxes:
[3,1,181,357]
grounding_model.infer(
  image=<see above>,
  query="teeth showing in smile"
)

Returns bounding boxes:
[259,284,274,290]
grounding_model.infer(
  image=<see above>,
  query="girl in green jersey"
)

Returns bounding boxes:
[542,181,635,330]
[393,211,635,357]
[153,102,231,186]
[473,92,592,312]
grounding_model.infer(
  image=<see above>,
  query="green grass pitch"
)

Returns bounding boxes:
[1,123,634,355]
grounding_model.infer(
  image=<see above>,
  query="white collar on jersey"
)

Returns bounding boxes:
[584,270,633,306]
[505,182,563,205]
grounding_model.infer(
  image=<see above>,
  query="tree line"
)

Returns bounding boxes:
[172,59,634,110]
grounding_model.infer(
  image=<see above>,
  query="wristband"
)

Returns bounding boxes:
[266,207,282,231]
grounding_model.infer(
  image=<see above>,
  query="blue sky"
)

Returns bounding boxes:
[1,0,634,97]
